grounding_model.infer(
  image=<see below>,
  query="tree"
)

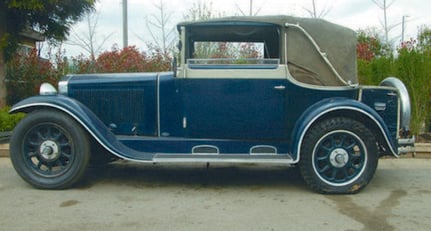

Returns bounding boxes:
[357,28,392,61]
[303,0,332,19]
[184,1,218,21]
[236,0,263,16]
[372,0,395,44]
[0,0,96,108]
[140,0,176,57]
[68,11,113,61]
[417,26,431,52]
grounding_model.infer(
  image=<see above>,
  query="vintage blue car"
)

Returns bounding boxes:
[9,16,414,193]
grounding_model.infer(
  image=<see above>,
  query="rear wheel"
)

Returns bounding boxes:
[10,110,90,189]
[299,117,378,194]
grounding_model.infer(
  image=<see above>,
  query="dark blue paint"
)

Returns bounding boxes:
[290,97,397,158]
[11,72,399,160]
[10,95,155,160]
[68,73,158,136]
[180,78,288,140]
[119,136,289,154]
[360,88,399,141]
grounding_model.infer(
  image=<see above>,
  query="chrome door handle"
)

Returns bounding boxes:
[274,85,286,90]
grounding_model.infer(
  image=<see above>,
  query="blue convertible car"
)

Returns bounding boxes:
[9,16,414,193]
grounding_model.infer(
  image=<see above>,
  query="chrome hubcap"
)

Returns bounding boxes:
[39,140,60,161]
[329,148,349,168]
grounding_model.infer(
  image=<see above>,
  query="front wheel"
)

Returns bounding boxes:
[10,109,90,189]
[299,117,378,194]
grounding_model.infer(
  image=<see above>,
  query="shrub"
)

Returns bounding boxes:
[69,45,172,74]
[5,48,61,105]
[396,41,431,134]
[357,31,431,135]
[0,106,25,132]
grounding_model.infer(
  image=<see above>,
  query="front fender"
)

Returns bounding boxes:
[291,97,398,161]
[10,95,154,161]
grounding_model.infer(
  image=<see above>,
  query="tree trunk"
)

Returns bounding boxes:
[0,6,7,108]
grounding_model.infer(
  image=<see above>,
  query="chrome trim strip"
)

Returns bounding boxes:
[185,64,287,79]
[249,145,278,155]
[153,155,294,164]
[179,26,187,78]
[357,87,363,101]
[295,106,399,162]
[183,117,187,128]
[284,31,288,66]
[156,73,161,137]
[58,75,72,95]
[192,145,220,155]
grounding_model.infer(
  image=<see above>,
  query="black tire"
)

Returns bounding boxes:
[10,109,90,189]
[299,117,378,194]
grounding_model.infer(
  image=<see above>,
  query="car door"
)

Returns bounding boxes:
[181,66,289,141]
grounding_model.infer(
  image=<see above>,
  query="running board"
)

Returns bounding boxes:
[153,154,295,164]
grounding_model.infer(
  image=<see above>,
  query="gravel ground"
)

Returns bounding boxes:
[1,158,431,231]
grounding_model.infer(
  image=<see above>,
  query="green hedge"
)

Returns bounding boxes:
[0,107,25,132]
[358,49,431,135]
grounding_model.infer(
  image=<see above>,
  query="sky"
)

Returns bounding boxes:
[54,0,431,58]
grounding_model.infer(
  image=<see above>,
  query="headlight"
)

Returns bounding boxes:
[39,83,57,95]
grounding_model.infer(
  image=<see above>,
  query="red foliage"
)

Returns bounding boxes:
[6,45,173,104]
[356,38,379,62]
[6,48,59,105]
[94,45,171,73]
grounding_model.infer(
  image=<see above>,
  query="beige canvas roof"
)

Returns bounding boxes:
[178,15,358,86]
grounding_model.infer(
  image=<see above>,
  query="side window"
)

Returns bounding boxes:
[182,24,286,77]
[184,25,281,68]
[192,42,265,59]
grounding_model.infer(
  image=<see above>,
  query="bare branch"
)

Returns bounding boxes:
[303,0,332,19]
[372,0,396,44]
[139,0,176,54]
[235,3,247,16]
[236,0,266,16]
[67,11,114,59]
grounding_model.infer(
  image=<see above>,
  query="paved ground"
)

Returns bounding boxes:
[1,157,431,231]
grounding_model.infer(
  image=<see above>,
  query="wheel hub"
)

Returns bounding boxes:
[39,140,60,161]
[329,148,349,168]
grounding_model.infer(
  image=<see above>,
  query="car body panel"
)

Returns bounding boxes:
[10,70,400,161]
[10,15,411,165]
[10,95,155,161]
[290,97,398,160]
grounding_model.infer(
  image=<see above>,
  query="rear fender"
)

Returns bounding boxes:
[291,98,398,161]
[10,95,154,161]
